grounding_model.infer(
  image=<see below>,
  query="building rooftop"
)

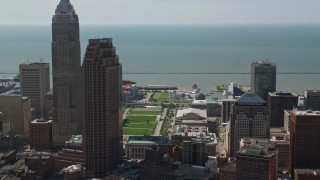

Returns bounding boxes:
[176,108,207,119]
[235,93,266,105]
[269,91,297,96]
[65,135,82,147]
[294,169,320,176]
[31,119,53,124]
[55,0,76,16]
[292,110,320,116]
[127,136,168,145]
[59,164,82,175]
[237,138,276,158]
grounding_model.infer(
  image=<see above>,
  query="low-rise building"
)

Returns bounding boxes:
[55,135,84,169]
[29,119,52,149]
[236,138,278,180]
[0,96,31,137]
[58,164,85,180]
[294,169,320,180]
[125,136,168,160]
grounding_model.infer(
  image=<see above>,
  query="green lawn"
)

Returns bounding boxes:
[130,110,161,115]
[153,92,170,102]
[123,113,158,135]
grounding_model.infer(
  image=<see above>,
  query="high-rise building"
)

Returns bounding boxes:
[268,91,298,127]
[19,62,50,118]
[289,110,320,177]
[303,90,320,110]
[51,0,83,146]
[236,138,278,180]
[83,38,122,178]
[229,93,270,157]
[221,99,235,123]
[251,60,276,101]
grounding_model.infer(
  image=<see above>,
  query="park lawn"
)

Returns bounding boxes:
[130,110,161,115]
[153,92,170,102]
[123,114,157,135]
[123,127,154,135]
[125,115,157,122]
[126,122,156,129]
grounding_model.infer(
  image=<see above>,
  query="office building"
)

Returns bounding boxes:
[268,91,298,127]
[29,119,52,149]
[83,38,122,178]
[221,99,235,123]
[230,93,270,157]
[19,62,50,118]
[0,96,31,137]
[52,0,83,146]
[303,90,320,110]
[125,136,168,160]
[270,129,290,171]
[289,110,320,177]
[236,138,278,180]
[251,60,276,101]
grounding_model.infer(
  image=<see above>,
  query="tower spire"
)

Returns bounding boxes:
[55,0,76,15]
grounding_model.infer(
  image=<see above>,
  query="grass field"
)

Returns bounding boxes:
[123,108,161,135]
[153,92,170,102]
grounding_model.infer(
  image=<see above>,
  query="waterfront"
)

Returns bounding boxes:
[1,24,320,94]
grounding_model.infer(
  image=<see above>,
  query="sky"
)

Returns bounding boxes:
[1,0,320,25]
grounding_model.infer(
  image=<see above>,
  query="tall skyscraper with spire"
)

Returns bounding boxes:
[51,0,82,146]
[83,38,122,178]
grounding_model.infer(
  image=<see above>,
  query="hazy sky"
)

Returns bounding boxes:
[1,0,320,25]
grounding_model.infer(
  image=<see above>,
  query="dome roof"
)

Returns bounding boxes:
[194,93,206,100]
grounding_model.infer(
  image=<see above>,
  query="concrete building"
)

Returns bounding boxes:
[171,124,210,146]
[19,62,50,118]
[270,128,290,171]
[55,135,84,169]
[125,136,168,159]
[219,161,237,180]
[251,60,276,101]
[221,99,235,123]
[45,90,53,120]
[236,138,278,180]
[230,93,270,157]
[83,38,122,178]
[268,91,298,127]
[191,99,221,117]
[29,119,52,149]
[52,0,83,146]
[294,169,320,180]
[182,138,217,166]
[289,110,320,177]
[303,90,320,110]
[167,160,218,180]
[0,96,31,137]
[284,110,291,134]
[59,164,85,180]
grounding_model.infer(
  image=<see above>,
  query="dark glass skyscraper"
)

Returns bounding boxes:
[251,60,276,101]
[83,38,122,178]
[51,0,82,146]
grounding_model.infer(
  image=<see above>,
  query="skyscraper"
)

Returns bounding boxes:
[229,93,270,157]
[289,110,320,177]
[51,0,82,146]
[19,62,50,118]
[268,91,298,127]
[251,60,276,101]
[83,38,122,178]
